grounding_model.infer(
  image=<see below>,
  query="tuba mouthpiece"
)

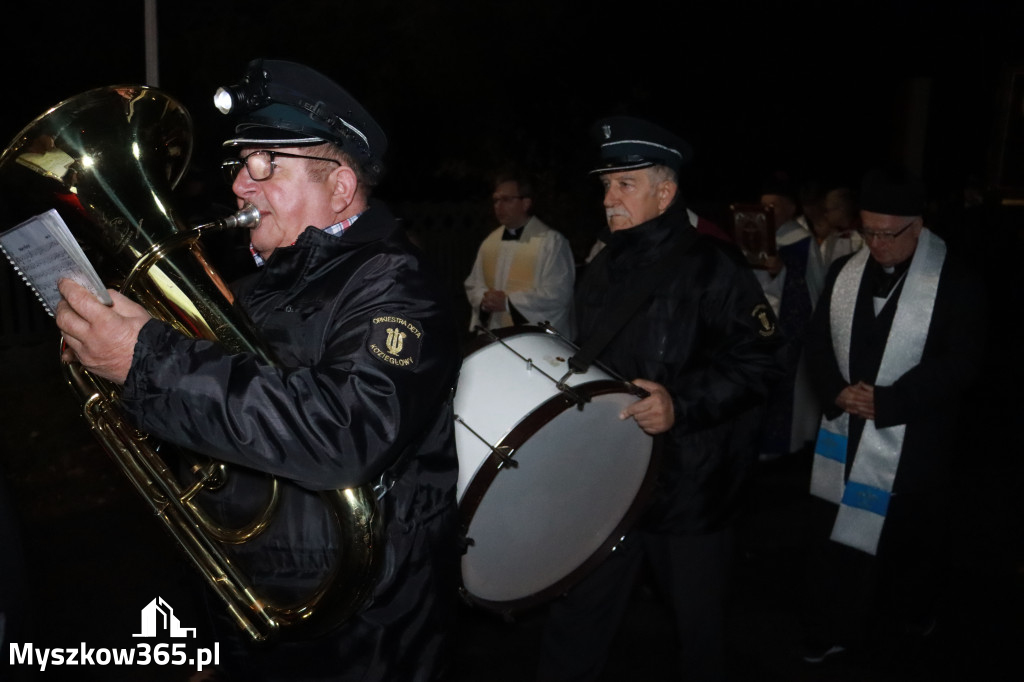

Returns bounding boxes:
[221,203,261,230]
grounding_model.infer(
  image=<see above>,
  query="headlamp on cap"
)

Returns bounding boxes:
[214,59,388,185]
[213,62,272,115]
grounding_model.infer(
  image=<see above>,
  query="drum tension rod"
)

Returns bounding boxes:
[478,326,591,410]
[453,415,519,469]
[490,445,516,468]
[555,371,589,410]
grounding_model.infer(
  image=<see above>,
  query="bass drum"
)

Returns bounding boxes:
[454,326,660,613]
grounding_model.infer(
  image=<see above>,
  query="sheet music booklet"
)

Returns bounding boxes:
[0,208,112,316]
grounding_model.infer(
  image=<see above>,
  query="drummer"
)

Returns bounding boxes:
[536,116,786,682]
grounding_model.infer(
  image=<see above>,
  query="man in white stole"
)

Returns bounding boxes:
[464,174,575,336]
[800,168,987,664]
[811,226,943,554]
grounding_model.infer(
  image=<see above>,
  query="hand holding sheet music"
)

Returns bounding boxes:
[56,279,151,385]
[0,208,112,316]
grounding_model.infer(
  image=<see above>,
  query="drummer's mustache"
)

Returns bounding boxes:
[605,208,630,220]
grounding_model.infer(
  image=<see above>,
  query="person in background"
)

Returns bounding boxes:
[464,172,575,336]
[821,185,864,267]
[753,172,824,462]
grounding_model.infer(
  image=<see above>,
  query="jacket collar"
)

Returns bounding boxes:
[604,200,689,253]
[247,199,399,293]
[282,199,396,259]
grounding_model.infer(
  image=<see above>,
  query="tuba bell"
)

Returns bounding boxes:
[0,85,382,642]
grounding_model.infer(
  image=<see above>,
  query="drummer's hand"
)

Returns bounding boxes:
[621,379,674,435]
[56,278,151,385]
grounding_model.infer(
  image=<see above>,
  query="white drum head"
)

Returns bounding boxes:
[454,329,659,612]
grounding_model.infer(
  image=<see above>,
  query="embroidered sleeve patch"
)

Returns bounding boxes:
[751,303,777,337]
[367,312,423,369]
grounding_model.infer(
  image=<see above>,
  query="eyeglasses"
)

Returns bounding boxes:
[221,150,342,183]
[492,195,524,204]
[861,219,916,243]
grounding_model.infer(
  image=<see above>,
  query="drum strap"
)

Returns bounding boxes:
[569,221,699,374]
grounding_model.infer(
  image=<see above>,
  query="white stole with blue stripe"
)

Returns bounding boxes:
[811,228,945,555]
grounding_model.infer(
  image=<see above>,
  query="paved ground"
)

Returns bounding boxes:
[2,339,1022,681]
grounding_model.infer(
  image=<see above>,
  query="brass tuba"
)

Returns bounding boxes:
[0,85,382,642]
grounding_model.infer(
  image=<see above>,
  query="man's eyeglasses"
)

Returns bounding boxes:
[492,195,524,204]
[221,150,342,183]
[861,219,916,243]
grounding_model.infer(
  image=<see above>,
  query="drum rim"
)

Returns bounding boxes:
[458,378,663,614]
[462,324,561,358]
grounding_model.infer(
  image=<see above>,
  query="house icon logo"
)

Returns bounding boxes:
[133,597,197,638]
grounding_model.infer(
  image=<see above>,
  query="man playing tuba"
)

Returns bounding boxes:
[55,59,462,682]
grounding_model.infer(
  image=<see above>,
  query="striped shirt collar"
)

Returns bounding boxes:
[250,212,363,267]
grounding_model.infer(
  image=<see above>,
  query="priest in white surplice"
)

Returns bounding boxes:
[464,174,575,337]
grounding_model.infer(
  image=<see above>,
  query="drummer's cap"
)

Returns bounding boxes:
[859,166,926,216]
[216,58,386,183]
[589,116,693,175]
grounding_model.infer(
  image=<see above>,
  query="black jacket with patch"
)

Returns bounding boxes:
[120,200,461,681]
[577,202,785,534]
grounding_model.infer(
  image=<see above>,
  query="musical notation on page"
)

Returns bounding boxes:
[0,208,111,316]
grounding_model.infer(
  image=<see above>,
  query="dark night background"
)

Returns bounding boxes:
[4,0,1024,215]
[2,2,1024,680]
